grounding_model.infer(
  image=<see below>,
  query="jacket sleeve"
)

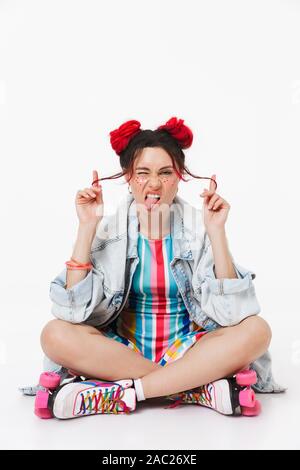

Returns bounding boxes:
[192,232,261,327]
[49,262,106,324]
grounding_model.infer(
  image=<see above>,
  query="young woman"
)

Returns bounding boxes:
[23,117,285,418]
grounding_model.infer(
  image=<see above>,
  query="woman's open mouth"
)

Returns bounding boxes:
[144,194,161,211]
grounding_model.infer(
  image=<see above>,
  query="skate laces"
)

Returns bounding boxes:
[165,383,215,409]
[76,381,132,415]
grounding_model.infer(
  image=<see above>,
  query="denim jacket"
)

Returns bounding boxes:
[45,194,286,393]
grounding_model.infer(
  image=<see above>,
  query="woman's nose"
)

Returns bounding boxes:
[148,175,162,186]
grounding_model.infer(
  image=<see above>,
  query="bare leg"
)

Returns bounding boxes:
[139,316,272,399]
[40,319,162,380]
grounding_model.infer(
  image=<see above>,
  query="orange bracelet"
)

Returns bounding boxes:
[65,259,92,270]
[66,265,92,271]
[66,261,91,267]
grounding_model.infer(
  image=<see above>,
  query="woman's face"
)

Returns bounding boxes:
[126,147,181,212]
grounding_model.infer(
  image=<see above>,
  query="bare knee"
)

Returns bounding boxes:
[238,315,272,359]
[241,315,272,344]
[40,319,73,362]
[40,319,103,364]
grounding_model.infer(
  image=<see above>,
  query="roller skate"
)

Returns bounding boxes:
[19,367,70,396]
[34,372,136,419]
[165,369,261,417]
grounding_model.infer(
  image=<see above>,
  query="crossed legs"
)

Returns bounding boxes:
[40,321,162,380]
[40,315,272,399]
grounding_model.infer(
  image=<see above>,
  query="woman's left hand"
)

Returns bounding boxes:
[200,175,231,233]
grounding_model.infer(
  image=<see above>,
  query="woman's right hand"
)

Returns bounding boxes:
[75,170,104,226]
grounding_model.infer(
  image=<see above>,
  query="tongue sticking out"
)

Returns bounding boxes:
[145,197,160,211]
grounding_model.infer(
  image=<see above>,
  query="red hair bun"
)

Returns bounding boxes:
[109,120,141,155]
[157,117,193,149]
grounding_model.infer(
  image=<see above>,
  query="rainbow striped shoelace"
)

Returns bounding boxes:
[165,383,215,409]
[76,382,132,415]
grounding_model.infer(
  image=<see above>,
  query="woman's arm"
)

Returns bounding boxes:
[208,228,238,279]
[65,223,97,289]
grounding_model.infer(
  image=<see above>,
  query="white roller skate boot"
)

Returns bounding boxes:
[165,369,261,417]
[35,373,136,419]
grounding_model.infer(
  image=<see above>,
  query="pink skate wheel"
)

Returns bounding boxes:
[35,390,49,409]
[34,407,53,419]
[236,369,257,386]
[39,372,61,389]
[241,399,262,417]
[34,390,53,419]
[239,388,256,407]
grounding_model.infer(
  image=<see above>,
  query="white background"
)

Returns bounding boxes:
[0,0,299,450]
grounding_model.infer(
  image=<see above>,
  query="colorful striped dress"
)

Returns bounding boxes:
[101,231,207,366]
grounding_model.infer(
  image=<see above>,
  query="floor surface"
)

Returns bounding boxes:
[1,346,298,450]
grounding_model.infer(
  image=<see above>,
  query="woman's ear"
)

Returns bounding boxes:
[125,174,133,186]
